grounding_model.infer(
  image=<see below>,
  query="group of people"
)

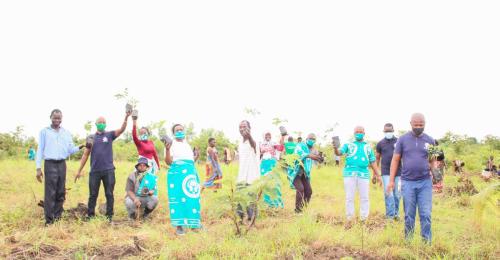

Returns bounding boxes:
[35,109,441,242]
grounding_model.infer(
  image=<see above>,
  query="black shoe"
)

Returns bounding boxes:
[143,208,154,219]
[129,213,137,220]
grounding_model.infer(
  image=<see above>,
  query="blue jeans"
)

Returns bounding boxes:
[382,175,401,218]
[402,178,433,243]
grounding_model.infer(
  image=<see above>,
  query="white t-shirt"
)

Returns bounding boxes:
[170,140,194,161]
[237,139,261,184]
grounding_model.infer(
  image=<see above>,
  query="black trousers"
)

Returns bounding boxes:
[44,160,67,224]
[87,169,115,219]
[293,169,312,212]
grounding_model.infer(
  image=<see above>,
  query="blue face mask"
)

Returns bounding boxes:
[384,132,394,139]
[174,131,185,140]
[139,134,148,141]
[355,133,365,141]
[306,139,315,147]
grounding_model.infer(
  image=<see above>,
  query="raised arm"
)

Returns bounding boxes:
[114,112,131,138]
[131,120,141,147]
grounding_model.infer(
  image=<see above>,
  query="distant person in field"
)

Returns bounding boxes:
[223,147,232,164]
[297,137,303,143]
[259,131,285,208]
[125,158,159,220]
[75,110,131,221]
[335,155,340,166]
[376,123,402,220]
[236,120,261,222]
[334,126,381,223]
[131,113,160,175]
[453,160,465,175]
[203,137,223,190]
[192,147,200,163]
[164,124,202,235]
[287,133,323,213]
[36,109,84,225]
[481,156,495,181]
[284,136,297,155]
[387,113,435,243]
[28,145,36,161]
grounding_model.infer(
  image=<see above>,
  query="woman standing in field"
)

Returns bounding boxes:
[203,137,223,190]
[259,131,285,208]
[132,113,160,175]
[164,124,202,235]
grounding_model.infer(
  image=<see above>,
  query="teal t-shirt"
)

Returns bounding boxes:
[340,141,375,179]
[284,142,297,155]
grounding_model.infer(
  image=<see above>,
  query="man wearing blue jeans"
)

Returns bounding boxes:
[387,113,435,243]
[376,123,401,219]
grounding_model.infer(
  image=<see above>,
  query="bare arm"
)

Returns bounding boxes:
[376,152,381,168]
[164,144,173,165]
[114,112,131,138]
[386,153,401,192]
[75,148,91,182]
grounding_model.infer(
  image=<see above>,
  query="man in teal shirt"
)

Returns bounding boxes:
[287,133,322,213]
[334,126,381,222]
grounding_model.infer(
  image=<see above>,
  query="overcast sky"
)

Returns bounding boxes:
[1,1,499,144]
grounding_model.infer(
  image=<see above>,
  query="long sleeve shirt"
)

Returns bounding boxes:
[132,124,160,167]
[36,126,80,169]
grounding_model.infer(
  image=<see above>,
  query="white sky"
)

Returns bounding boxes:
[1,1,499,144]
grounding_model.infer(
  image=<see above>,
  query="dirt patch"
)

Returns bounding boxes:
[316,212,386,231]
[315,213,344,226]
[363,213,386,231]
[37,201,88,220]
[304,243,377,260]
[445,178,478,196]
[8,243,61,260]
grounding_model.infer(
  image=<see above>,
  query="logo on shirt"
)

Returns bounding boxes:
[103,137,109,143]
[424,143,430,150]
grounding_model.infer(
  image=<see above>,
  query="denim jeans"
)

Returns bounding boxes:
[402,178,433,243]
[382,175,401,218]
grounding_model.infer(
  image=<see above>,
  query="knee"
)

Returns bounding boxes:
[125,197,135,210]
[148,196,159,209]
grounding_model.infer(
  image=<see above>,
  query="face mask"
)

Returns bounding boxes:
[306,139,315,147]
[412,127,424,136]
[96,123,106,132]
[139,134,148,141]
[384,132,394,139]
[174,131,185,140]
[355,133,365,141]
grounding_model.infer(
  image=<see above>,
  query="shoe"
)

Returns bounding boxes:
[176,226,185,236]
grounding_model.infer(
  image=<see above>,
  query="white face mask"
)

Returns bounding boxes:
[384,132,394,139]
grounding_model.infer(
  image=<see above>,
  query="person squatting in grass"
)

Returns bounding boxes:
[75,110,131,221]
[164,123,202,236]
[124,157,159,220]
[334,126,381,224]
[36,109,84,225]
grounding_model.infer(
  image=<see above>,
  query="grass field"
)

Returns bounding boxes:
[0,159,498,259]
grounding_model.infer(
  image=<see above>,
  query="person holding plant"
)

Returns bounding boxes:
[287,133,322,213]
[75,110,131,221]
[131,112,160,175]
[164,124,201,235]
[334,126,381,223]
[387,113,436,243]
[259,131,285,208]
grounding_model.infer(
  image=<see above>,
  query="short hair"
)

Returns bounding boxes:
[208,137,215,143]
[140,127,151,135]
[50,109,62,117]
[288,136,294,142]
[171,124,182,134]
[240,120,251,129]
[384,123,394,128]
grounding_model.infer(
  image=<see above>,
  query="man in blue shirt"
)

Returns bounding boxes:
[387,113,435,243]
[36,109,84,225]
[75,111,130,221]
[376,123,401,220]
